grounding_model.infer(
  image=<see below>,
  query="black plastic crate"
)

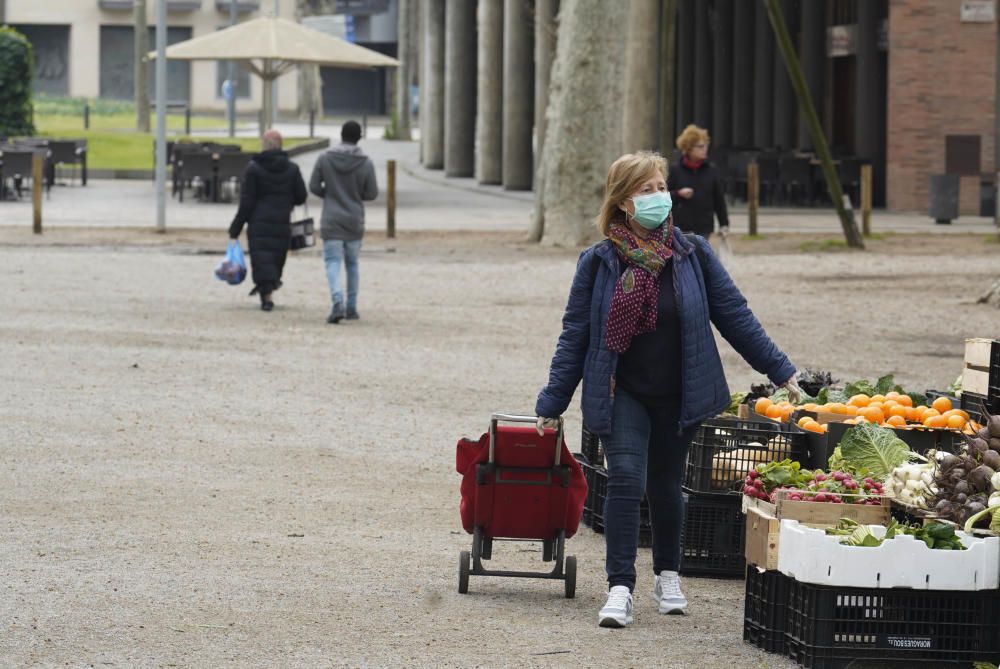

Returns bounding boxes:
[991,339,1000,402]
[686,418,807,495]
[744,566,792,655]
[784,578,1000,669]
[581,425,603,465]
[679,489,745,578]
[585,464,652,546]
[961,390,995,424]
[574,453,591,527]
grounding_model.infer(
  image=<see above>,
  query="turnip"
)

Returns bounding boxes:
[982,449,1000,471]
[988,415,1000,438]
[970,465,997,493]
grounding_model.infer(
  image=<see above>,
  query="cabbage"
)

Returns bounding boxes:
[836,423,915,480]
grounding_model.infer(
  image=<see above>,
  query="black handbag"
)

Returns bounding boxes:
[289,202,315,250]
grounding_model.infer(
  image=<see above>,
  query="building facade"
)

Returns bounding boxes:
[4,0,302,114]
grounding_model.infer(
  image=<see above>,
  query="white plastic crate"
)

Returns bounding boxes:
[776,519,1000,591]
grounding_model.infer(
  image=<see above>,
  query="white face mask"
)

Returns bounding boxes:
[628,191,673,229]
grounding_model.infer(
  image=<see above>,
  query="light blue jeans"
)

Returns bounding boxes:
[322,239,362,310]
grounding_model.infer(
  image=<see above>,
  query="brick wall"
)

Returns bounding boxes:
[887,0,997,213]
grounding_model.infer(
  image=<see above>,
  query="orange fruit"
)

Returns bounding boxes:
[924,415,947,428]
[797,416,813,428]
[802,403,819,412]
[886,415,907,427]
[870,394,887,404]
[888,405,908,419]
[803,420,827,434]
[843,405,859,416]
[860,407,884,423]
[931,397,952,413]
[868,401,884,413]
[885,391,901,401]
[942,409,970,421]
[780,406,795,421]
[755,397,773,415]
[765,404,783,419]
[921,408,941,422]
[896,394,913,407]
[829,402,847,414]
[946,414,966,429]
[848,394,871,408]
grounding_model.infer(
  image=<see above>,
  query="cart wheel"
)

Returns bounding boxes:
[564,555,577,599]
[458,550,470,594]
[542,540,553,562]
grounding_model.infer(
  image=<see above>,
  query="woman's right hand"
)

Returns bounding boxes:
[678,188,694,199]
[536,416,560,437]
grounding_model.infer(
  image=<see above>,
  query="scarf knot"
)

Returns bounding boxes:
[605,219,674,354]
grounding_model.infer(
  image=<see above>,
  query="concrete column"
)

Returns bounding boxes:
[444,0,476,176]
[797,0,825,150]
[421,0,446,169]
[731,0,753,147]
[753,0,774,148]
[674,0,694,137]
[658,0,677,152]
[502,0,534,190]
[476,0,503,184]
[772,0,796,150]
[855,0,883,202]
[693,0,712,128]
[624,0,660,152]
[534,0,559,173]
[711,0,733,147]
[394,0,412,139]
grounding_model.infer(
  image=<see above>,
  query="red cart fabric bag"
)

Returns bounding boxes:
[456,426,588,539]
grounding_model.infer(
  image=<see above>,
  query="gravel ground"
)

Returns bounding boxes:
[2,228,998,668]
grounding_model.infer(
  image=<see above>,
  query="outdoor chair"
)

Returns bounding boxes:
[175,152,216,203]
[0,149,47,200]
[778,156,813,206]
[215,152,253,203]
[756,155,780,206]
[49,140,88,186]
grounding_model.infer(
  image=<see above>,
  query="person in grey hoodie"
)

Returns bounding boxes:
[309,120,379,323]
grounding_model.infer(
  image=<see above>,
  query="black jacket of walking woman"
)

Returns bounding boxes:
[666,157,729,239]
[229,149,307,298]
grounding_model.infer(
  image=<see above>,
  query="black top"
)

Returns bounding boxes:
[229,150,307,239]
[615,262,682,404]
[667,159,729,238]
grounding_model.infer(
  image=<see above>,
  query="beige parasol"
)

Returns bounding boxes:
[150,16,399,129]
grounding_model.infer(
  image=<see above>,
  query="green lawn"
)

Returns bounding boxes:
[30,96,314,171]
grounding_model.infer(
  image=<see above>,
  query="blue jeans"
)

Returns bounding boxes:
[603,388,698,591]
[322,239,362,310]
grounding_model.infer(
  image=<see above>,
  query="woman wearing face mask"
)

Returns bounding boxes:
[535,151,800,628]
[668,124,729,239]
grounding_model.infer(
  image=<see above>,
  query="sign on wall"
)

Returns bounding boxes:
[960,1,996,23]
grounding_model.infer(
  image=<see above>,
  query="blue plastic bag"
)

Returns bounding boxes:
[214,240,247,285]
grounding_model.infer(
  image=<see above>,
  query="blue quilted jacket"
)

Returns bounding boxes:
[535,232,795,435]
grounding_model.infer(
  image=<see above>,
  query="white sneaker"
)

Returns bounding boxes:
[653,570,688,615]
[598,585,634,628]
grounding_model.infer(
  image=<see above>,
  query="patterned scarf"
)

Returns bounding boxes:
[605,218,674,354]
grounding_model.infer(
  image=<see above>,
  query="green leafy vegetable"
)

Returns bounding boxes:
[826,518,966,550]
[963,505,1000,535]
[837,423,915,480]
[726,392,748,415]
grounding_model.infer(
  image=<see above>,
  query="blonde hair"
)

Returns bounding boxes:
[676,124,710,155]
[595,151,668,237]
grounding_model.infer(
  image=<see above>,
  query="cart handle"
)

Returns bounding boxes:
[488,414,565,466]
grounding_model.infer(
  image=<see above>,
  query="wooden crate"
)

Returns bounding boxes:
[963,338,998,397]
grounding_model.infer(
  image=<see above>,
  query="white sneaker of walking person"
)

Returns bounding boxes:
[598,585,634,628]
[653,570,688,615]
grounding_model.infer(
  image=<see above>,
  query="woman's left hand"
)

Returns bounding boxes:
[782,377,803,404]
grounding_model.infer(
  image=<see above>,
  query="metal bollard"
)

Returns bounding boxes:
[185,106,191,136]
[32,152,43,234]
[748,162,759,236]
[309,109,315,138]
[83,103,90,130]
[861,164,872,236]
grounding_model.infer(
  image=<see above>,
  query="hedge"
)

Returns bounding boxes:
[0,26,36,137]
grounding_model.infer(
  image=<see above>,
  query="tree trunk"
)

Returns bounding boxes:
[134,0,150,133]
[537,0,629,246]
[529,0,560,241]
[622,0,659,152]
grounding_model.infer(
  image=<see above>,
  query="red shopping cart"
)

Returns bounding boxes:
[455,414,588,598]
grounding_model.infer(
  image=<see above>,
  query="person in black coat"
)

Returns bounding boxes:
[667,124,729,239]
[229,130,307,311]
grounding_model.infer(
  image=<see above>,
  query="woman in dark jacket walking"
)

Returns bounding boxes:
[229,130,307,311]
[668,124,729,239]
[535,151,800,628]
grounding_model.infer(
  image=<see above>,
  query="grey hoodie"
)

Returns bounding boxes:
[309,142,378,241]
